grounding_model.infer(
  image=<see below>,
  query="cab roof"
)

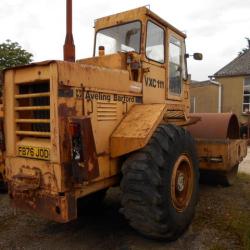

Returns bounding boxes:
[94,6,186,38]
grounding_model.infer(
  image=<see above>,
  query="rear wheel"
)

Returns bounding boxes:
[120,124,199,240]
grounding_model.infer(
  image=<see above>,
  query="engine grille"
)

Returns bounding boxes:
[15,81,51,138]
[97,101,117,121]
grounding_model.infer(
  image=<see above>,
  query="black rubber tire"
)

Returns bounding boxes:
[200,164,238,187]
[120,124,199,240]
[0,174,7,193]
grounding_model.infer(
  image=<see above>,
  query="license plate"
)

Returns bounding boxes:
[17,146,50,160]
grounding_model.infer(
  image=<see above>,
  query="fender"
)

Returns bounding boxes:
[111,104,166,157]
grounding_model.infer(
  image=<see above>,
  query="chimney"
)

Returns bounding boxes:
[63,0,75,62]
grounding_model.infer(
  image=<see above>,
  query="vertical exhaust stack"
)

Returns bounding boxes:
[64,0,75,62]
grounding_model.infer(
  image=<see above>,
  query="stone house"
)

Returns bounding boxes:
[190,49,250,127]
[190,80,221,113]
[212,49,250,124]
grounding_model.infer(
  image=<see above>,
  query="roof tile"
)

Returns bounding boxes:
[214,49,250,77]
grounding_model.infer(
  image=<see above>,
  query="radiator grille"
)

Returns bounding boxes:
[166,110,185,119]
[97,101,117,121]
[15,81,51,138]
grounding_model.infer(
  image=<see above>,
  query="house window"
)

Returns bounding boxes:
[243,77,250,113]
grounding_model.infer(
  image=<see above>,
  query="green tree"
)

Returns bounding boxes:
[238,37,250,56]
[0,39,33,70]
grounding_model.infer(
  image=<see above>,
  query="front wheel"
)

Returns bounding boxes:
[120,124,199,240]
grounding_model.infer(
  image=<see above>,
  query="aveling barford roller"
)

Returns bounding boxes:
[3,0,247,240]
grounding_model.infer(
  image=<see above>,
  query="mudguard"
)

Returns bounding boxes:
[111,104,166,157]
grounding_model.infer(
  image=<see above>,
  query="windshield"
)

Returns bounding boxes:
[95,21,141,55]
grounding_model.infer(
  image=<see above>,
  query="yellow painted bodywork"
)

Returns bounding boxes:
[0,104,4,183]
[0,151,4,182]
[195,139,247,171]
[4,60,144,196]
[77,52,127,70]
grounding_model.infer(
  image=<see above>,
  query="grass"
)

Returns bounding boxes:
[220,174,250,249]
[230,211,250,249]
[238,172,250,182]
[209,245,227,250]
[230,174,250,249]
[194,173,250,249]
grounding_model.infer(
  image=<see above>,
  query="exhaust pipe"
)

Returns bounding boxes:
[63,0,75,62]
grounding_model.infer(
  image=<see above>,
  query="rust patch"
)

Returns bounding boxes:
[81,117,100,180]
[61,162,73,190]
[61,117,71,161]
[188,113,240,139]
[12,173,40,191]
[58,103,77,118]
[70,117,100,183]
[12,167,41,192]
[58,87,74,98]
[9,185,77,223]
[0,118,5,151]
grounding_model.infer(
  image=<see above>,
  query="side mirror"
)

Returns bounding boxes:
[185,53,203,60]
[193,53,203,60]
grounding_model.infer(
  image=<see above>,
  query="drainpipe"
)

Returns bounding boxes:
[193,97,196,113]
[218,83,222,113]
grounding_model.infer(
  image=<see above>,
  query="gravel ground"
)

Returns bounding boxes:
[0,152,249,250]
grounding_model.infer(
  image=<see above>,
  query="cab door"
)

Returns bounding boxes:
[167,31,188,101]
[142,20,166,104]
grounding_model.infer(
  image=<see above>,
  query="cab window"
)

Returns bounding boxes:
[146,21,164,63]
[95,21,141,55]
[169,36,182,95]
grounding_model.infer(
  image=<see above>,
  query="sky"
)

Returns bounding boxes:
[0,0,250,80]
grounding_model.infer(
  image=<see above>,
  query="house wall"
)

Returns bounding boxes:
[190,84,219,113]
[215,76,248,124]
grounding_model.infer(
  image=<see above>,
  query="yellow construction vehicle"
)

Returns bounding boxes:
[3,2,247,240]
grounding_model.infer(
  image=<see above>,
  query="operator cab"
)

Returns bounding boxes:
[94,17,185,95]
[80,7,202,109]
